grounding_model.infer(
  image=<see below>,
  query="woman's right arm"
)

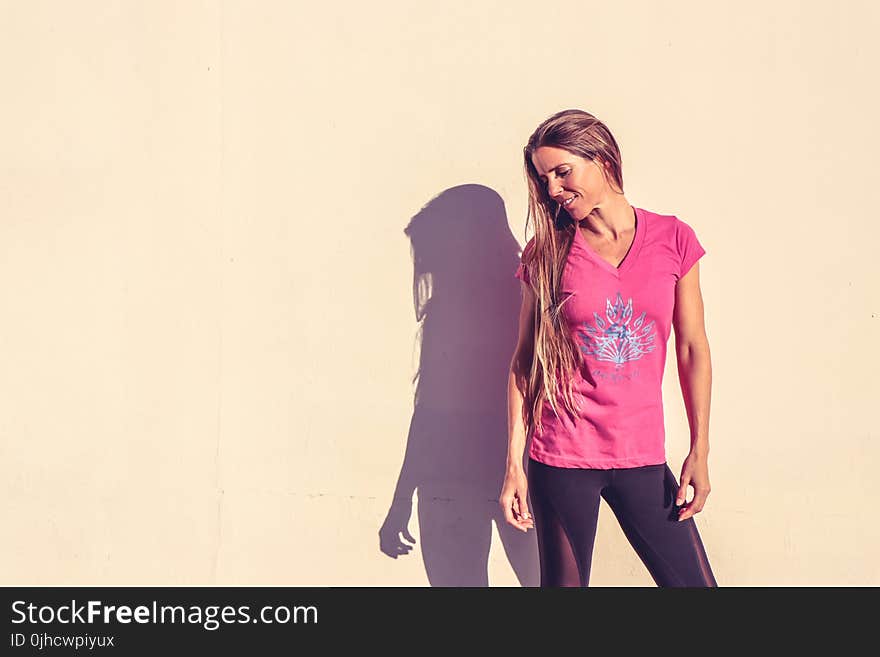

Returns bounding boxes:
[499,280,537,532]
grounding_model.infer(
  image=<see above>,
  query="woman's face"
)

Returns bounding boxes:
[530,145,613,220]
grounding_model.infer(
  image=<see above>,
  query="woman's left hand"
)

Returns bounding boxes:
[676,452,710,522]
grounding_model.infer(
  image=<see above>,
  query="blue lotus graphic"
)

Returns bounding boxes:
[578,292,656,367]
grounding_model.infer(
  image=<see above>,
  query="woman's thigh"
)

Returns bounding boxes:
[602,463,717,587]
[527,458,608,587]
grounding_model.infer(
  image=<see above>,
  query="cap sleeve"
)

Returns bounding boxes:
[514,237,536,285]
[675,219,706,280]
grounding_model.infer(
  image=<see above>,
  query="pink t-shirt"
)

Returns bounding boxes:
[514,206,705,469]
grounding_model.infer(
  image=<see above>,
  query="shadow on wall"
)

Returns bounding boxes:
[379,184,539,587]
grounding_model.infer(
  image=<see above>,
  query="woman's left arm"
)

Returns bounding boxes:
[671,261,712,522]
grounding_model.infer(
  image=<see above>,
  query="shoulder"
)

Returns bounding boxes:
[640,208,676,234]
[673,215,699,235]
[642,208,699,241]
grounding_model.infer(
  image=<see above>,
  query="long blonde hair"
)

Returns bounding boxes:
[519,109,625,437]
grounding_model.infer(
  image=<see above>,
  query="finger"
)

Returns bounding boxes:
[520,502,534,531]
[500,495,517,526]
[679,493,709,521]
[514,492,533,531]
[676,477,690,507]
[518,492,532,521]
[505,494,529,530]
[678,499,696,520]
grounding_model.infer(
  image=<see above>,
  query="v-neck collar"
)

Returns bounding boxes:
[573,206,645,278]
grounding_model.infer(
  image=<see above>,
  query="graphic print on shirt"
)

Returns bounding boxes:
[577,291,656,368]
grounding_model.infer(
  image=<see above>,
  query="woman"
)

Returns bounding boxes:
[499,109,717,587]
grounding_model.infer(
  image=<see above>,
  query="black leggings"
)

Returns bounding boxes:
[527,457,717,587]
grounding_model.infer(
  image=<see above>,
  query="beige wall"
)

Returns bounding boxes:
[2,1,878,585]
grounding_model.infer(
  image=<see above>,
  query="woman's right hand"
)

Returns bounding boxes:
[499,467,534,532]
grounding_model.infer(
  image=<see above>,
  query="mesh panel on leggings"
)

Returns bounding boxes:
[534,496,582,587]
[684,519,717,587]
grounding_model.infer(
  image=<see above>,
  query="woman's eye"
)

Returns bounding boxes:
[542,170,569,185]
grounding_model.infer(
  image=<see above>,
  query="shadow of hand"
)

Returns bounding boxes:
[379,497,418,559]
